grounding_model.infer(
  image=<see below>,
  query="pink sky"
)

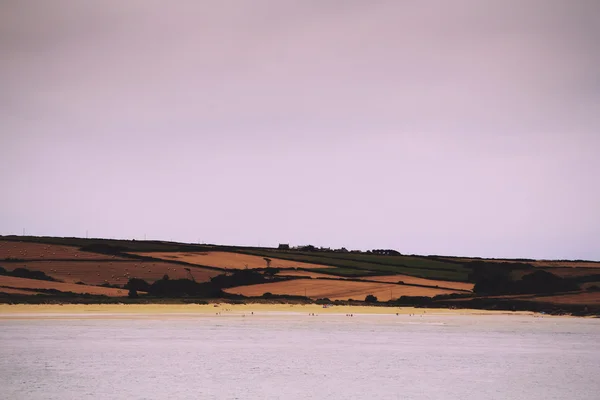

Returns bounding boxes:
[1,1,599,259]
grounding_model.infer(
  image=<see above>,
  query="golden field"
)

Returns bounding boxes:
[360,274,474,291]
[0,287,47,295]
[224,279,459,301]
[132,251,332,270]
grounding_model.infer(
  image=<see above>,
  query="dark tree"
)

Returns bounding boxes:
[365,294,378,303]
[124,278,151,292]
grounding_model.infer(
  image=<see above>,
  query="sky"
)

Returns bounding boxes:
[1,1,599,260]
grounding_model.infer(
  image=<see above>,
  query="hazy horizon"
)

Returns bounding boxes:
[2,1,599,260]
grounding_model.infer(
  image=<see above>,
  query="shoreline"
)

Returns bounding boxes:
[0,303,545,319]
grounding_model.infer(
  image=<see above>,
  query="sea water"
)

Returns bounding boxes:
[1,313,599,399]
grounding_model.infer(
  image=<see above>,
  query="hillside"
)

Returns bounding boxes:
[1,236,599,315]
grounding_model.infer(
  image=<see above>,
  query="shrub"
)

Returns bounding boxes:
[124,278,151,292]
[365,294,378,303]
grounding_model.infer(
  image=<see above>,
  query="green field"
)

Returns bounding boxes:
[235,249,471,282]
[310,268,377,277]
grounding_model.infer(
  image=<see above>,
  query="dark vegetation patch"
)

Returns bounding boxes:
[124,269,299,298]
[0,266,58,281]
[261,292,311,301]
[469,262,579,295]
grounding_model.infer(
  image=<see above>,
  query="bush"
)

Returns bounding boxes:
[148,278,223,298]
[365,294,378,303]
[124,278,151,292]
[210,269,272,289]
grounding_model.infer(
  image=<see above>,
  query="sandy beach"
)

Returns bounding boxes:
[0,303,539,319]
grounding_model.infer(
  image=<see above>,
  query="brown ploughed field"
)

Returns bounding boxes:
[0,241,125,260]
[0,276,128,297]
[131,251,332,270]
[2,261,221,286]
[0,287,47,295]
[360,274,474,291]
[224,279,459,301]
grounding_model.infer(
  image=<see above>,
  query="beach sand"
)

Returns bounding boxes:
[0,303,538,319]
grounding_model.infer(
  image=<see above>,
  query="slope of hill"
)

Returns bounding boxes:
[1,236,599,314]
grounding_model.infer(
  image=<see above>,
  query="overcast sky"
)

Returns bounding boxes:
[1,1,599,259]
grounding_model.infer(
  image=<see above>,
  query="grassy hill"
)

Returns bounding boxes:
[1,235,599,315]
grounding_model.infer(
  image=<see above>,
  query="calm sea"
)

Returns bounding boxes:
[1,313,599,399]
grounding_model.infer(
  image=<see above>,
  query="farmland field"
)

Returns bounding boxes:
[224,279,459,301]
[360,274,474,291]
[0,261,221,286]
[239,250,471,281]
[511,268,600,279]
[442,257,600,268]
[312,267,376,277]
[525,292,600,305]
[0,287,47,295]
[276,270,344,279]
[131,251,334,270]
[0,241,124,260]
[307,252,464,270]
[0,276,128,297]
